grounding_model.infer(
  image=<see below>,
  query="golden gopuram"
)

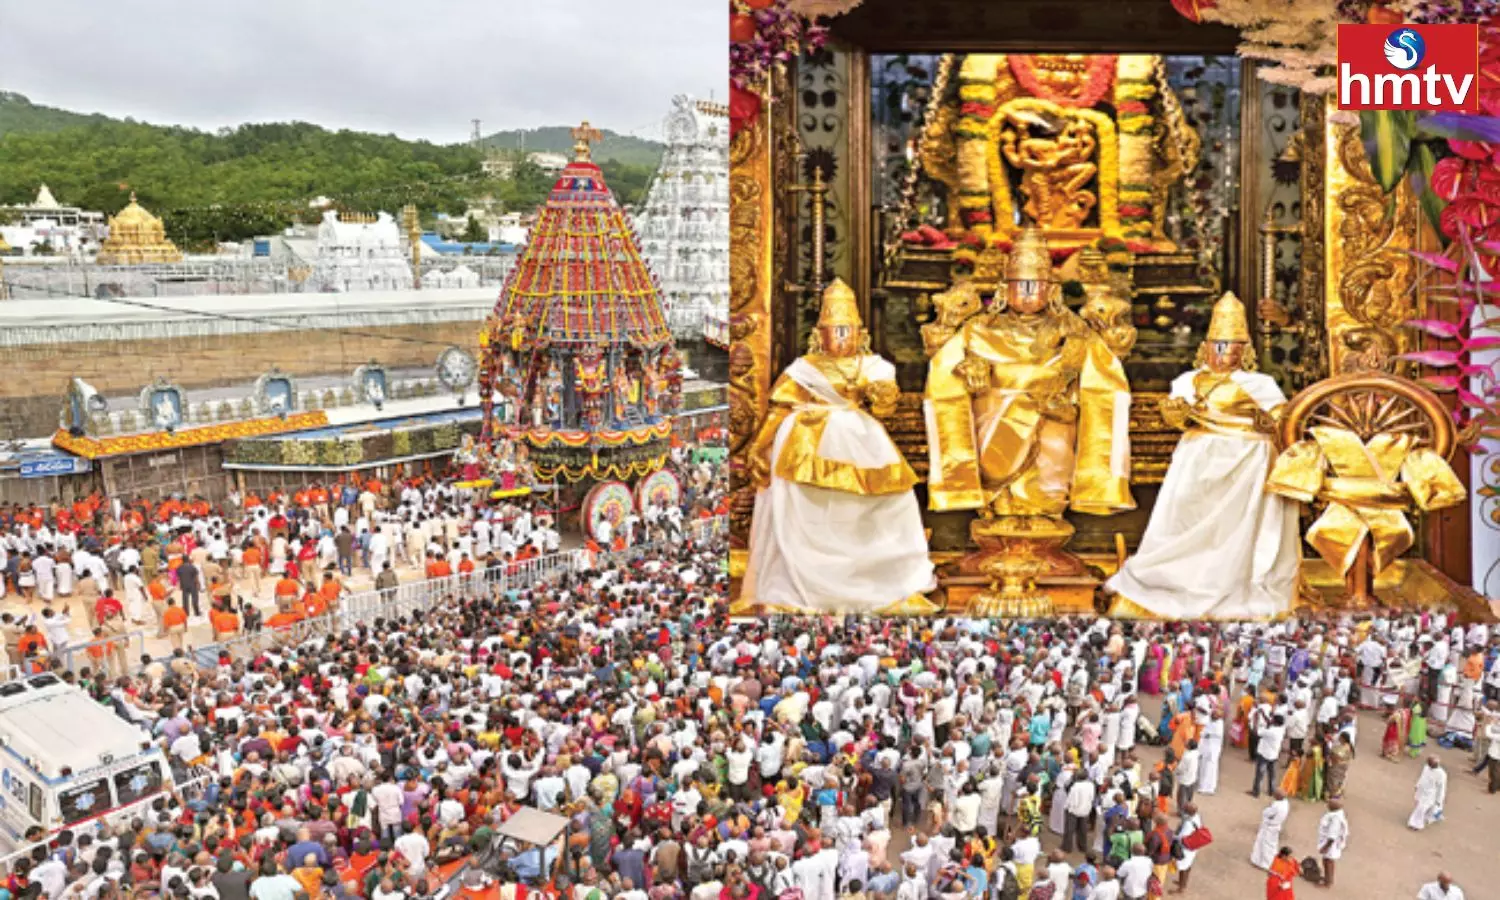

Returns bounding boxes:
[95,192,184,265]
[729,0,1494,622]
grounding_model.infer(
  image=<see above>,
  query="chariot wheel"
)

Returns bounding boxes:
[581,480,635,543]
[1277,371,1455,459]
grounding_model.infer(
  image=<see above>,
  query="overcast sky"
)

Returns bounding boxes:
[0,0,726,144]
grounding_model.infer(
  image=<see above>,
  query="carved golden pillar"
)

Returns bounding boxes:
[1322,97,1421,373]
[729,89,777,573]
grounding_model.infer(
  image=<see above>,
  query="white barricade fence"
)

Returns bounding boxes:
[188,516,726,670]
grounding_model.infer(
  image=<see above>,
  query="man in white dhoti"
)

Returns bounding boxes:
[1106,293,1300,619]
[1408,757,1447,830]
[1250,791,1289,870]
[1196,710,1223,795]
[743,280,936,615]
[1316,799,1349,888]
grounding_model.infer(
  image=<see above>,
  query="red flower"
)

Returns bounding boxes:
[729,85,762,141]
[1431,156,1477,201]
[1452,196,1500,229]
[1169,0,1216,23]
[1449,139,1493,161]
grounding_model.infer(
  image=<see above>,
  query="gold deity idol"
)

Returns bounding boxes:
[925,226,1135,615]
[743,280,938,616]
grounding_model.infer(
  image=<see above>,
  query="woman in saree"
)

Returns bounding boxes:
[1017,784,1043,837]
[1266,846,1300,900]
[1278,750,1303,798]
[1141,643,1166,695]
[1169,704,1199,763]
[1407,699,1429,757]
[1157,693,1179,743]
[1382,702,1411,761]
[1300,741,1324,802]
[1231,692,1255,749]
[1325,732,1355,800]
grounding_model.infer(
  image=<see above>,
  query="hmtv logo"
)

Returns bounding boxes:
[1338,24,1479,111]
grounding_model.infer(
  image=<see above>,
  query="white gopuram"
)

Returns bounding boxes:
[636,95,729,341]
[310,210,414,292]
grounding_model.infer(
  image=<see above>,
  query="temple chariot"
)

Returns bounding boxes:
[479,124,684,540]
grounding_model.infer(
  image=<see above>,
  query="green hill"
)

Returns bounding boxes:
[0,91,115,135]
[483,126,663,168]
[0,93,661,250]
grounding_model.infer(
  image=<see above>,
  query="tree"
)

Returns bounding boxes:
[461,214,487,243]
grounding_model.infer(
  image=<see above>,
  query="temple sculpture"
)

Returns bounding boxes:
[920,54,1199,252]
[728,12,1489,619]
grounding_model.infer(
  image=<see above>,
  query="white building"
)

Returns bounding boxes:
[528,151,570,174]
[310,210,414,292]
[0,185,107,258]
[635,95,729,340]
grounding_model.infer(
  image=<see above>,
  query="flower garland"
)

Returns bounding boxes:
[1008,55,1117,109]
[1114,65,1159,241]
[729,0,828,140]
[956,69,1003,233]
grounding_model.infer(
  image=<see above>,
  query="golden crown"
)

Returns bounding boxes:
[816,278,863,329]
[1006,225,1054,283]
[1206,291,1251,343]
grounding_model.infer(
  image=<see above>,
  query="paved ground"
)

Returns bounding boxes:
[887,705,1494,899]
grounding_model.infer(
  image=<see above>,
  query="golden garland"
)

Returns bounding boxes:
[52,411,330,460]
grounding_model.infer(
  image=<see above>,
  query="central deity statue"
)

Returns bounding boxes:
[925,225,1134,613]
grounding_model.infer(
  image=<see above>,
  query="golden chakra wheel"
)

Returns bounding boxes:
[1276,371,1454,457]
[1276,371,1458,608]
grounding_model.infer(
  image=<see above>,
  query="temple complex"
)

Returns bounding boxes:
[310,210,415,292]
[94,193,184,265]
[730,0,1495,620]
[637,95,730,341]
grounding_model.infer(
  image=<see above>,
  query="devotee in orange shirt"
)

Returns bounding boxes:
[209,607,239,639]
[266,607,304,629]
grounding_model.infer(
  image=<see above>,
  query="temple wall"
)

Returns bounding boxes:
[0,289,494,439]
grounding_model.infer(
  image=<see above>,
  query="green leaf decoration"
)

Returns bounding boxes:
[1360,110,1415,194]
[1409,142,1449,244]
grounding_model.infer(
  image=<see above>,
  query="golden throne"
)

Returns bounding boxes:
[1272,371,1466,608]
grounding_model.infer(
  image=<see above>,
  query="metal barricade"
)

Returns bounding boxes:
[176,521,725,672]
[58,629,146,677]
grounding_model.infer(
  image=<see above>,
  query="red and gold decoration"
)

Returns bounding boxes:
[479,123,679,487]
[581,480,638,539]
[920,54,1199,254]
[55,411,328,460]
[635,468,683,511]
